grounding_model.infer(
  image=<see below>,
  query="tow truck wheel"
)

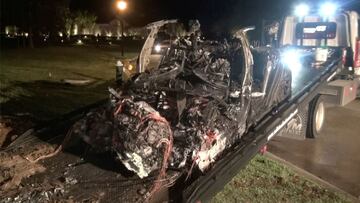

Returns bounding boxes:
[307,95,325,138]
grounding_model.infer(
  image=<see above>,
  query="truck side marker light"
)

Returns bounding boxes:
[259,145,268,155]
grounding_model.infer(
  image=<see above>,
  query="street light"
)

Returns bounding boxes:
[117,1,127,11]
[116,0,127,56]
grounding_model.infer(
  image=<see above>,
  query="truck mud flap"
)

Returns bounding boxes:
[277,103,308,140]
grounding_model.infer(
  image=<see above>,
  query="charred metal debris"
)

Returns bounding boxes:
[72,21,250,179]
[70,20,289,185]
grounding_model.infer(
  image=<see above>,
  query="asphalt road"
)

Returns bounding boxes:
[269,99,360,198]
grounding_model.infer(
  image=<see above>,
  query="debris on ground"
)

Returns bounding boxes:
[0,117,34,148]
[0,149,47,191]
[0,136,169,203]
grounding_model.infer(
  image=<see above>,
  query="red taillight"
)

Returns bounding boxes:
[354,38,360,68]
[259,145,268,155]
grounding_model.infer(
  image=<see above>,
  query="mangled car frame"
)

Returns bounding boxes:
[72,19,291,193]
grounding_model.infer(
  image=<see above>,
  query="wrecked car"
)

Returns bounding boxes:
[71,20,291,184]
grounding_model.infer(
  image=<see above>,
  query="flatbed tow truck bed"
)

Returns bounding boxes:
[0,58,343,203]
[184,58,342,202]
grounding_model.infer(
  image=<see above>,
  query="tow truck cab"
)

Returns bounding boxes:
[275,6,359,140]
[280,10,360,76]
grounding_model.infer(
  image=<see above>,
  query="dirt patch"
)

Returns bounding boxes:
[0,153,46,191]
[0,145,157,203]
[61,79,94,86]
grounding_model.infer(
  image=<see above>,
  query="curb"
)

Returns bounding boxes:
[264,152,360,203]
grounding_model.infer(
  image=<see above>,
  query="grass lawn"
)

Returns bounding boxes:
[0,45,139,121]
[212,155,350,203]
[0,45,351,202]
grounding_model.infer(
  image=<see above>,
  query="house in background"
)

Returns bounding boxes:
[68,18,145,38]
[4,26,19,35]
[93,19,122,37]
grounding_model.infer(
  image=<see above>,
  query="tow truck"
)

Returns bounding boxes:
[185,4,359,202]
[1,3,359,203]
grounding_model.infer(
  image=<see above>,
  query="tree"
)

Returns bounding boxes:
[62,8,73,37]
[73,11,97,35]
[21,0,70,47]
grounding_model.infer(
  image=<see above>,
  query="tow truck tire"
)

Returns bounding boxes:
[307,95,325,138]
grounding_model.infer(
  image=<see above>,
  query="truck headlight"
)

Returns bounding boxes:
[281,49,302,74]
[319,2,338,18]
[295,4,309,18]
[154,44,162,53]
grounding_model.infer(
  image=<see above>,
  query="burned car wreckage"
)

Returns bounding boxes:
[71,20,291,186]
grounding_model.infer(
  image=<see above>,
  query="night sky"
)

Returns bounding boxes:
[70,0,294,26]
[2,0,360,34]
[70,0,360,30]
